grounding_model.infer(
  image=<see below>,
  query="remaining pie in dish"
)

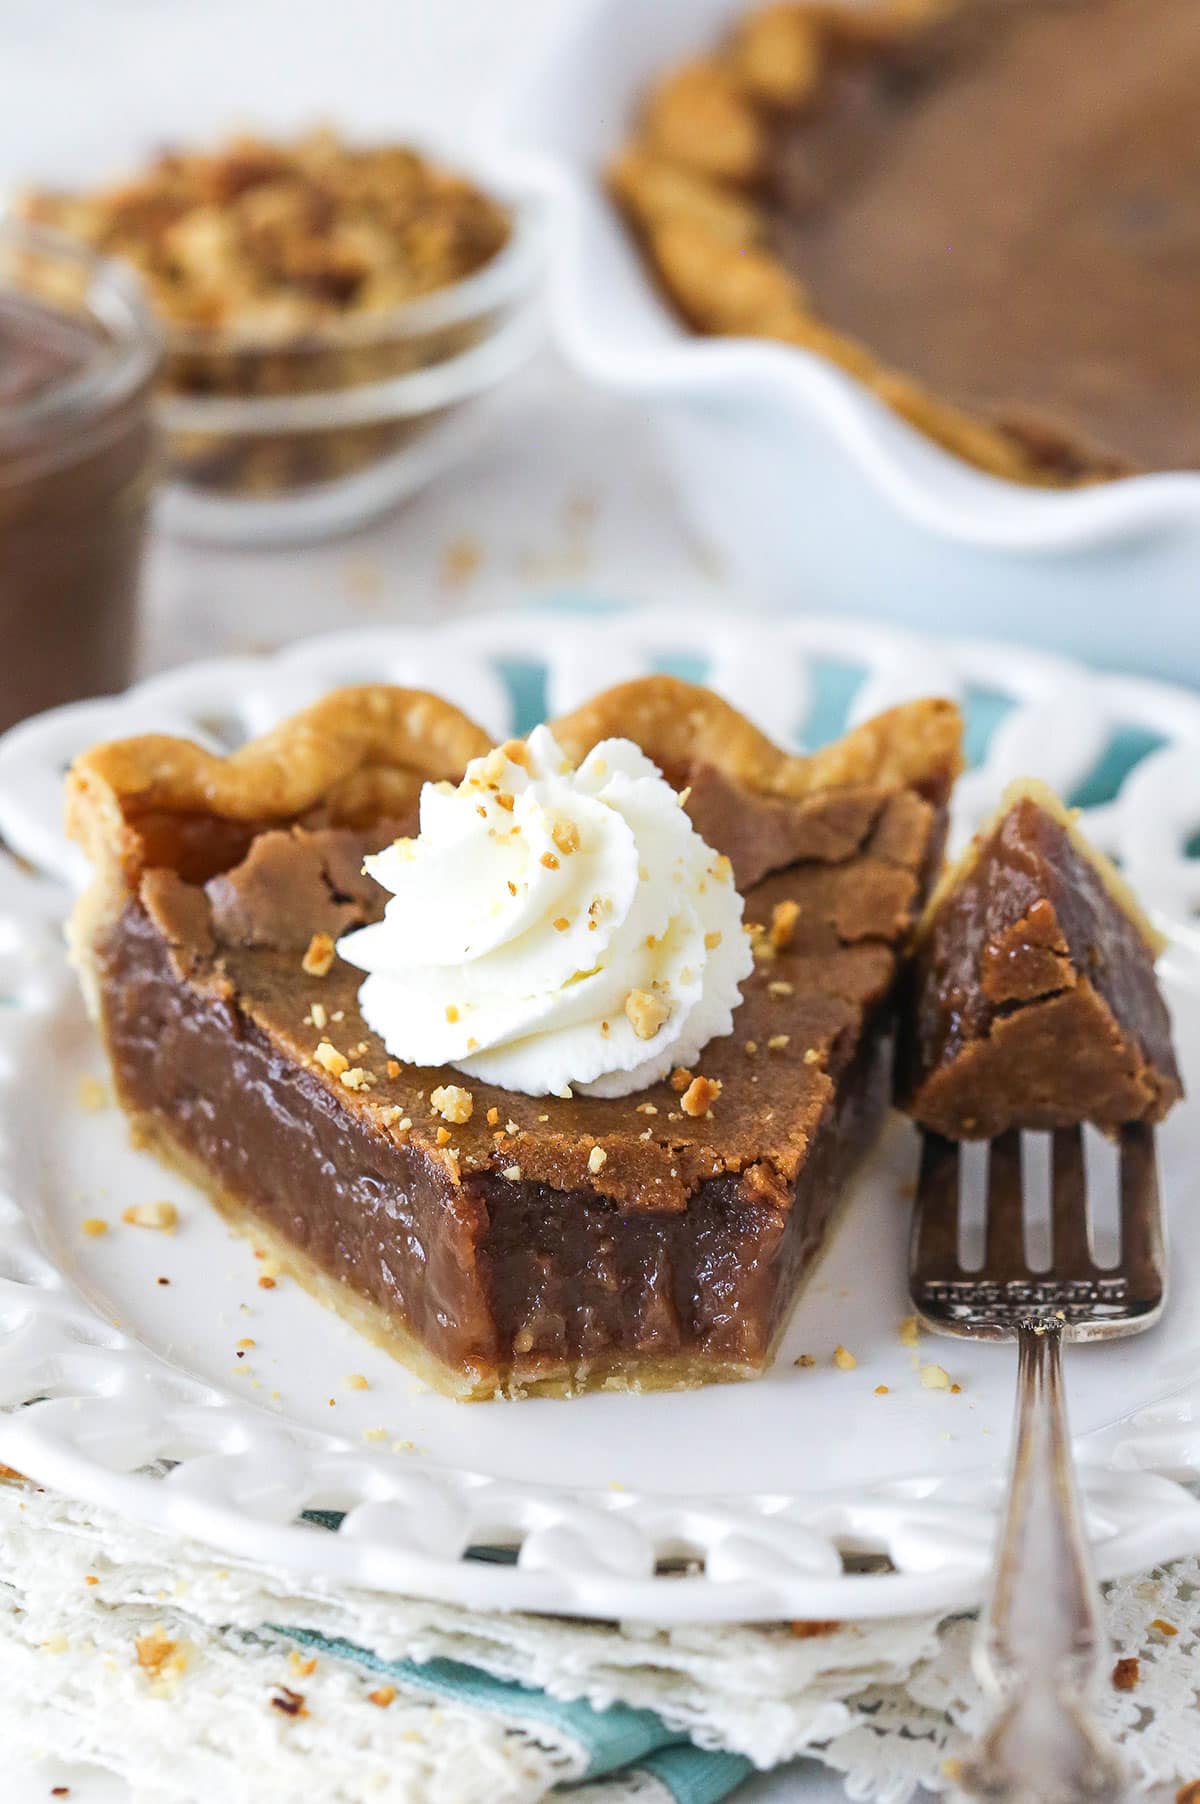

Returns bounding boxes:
[67,678,961,1399]
[897,780,1183,1140]
[612,0,1200,483]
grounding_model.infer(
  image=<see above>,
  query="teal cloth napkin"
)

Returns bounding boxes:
[282,1626,753,1802]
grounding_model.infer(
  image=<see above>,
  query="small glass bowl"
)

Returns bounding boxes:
[156,194,544,545]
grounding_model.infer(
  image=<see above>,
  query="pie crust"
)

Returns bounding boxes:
[612,0,1191,484]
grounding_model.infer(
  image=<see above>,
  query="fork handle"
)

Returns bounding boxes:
[960,1320,1126,1804]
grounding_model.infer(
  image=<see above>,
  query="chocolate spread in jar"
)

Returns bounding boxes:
[0,235,160,736]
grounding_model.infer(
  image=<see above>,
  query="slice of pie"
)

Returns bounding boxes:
[897,779,1183,1141]
[612,0,1200,482]
[67,677,961,1399]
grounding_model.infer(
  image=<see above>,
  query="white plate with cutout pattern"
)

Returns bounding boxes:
[0,608,1199,1623]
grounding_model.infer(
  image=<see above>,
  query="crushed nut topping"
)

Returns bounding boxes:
[680,1074,722,1117]
[270,1685,307,1717]
[368,1685,398,1708]
[551,818,580,855]
[768,979,794,997]
[920,1362,952,1390]
[669,1067,693,1093]
[306,1002,328,1031]
[339,1067,375,1091]
[506,1119,520,1136]
[81,1218,108,1237]
[624,988,671,1040]
[386,1058,401,1079]
[833,1345,857,1371]
[502,1164,522,1181]
[77,1075,108,1112]
[135,1625,188,1685]
[770,899,801,949]
[430,1083,474,1124]
[704,929,723,949]
[540,851,560,869]
[301,932,336,977]
[744,1039,758,1057]
[435,1125,452,1147]
[553,916,570,932]
[487,1106,500,1127]
[122,1201,178,1231]
[344,1373,369,1391]
[314,1041,349,1077]
[588,1145,608,1174]
[898,1315,920,1349]
[636,1101,658,1115]
[767,1034,790,1052]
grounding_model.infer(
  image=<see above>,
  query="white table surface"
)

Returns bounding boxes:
[3,5,897,1799]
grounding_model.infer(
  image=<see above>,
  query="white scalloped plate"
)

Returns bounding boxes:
[1,610,1200,1624]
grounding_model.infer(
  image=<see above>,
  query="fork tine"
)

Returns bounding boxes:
[1118,1123,1165,1299]
[912,1132,960,1281]
[1051,1126,1093,1276]
[984,1130,1027,1276]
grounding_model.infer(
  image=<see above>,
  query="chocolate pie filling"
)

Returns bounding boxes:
[898,790,1182,1139]
[767,0,1200,472]
[92,773,945,1397]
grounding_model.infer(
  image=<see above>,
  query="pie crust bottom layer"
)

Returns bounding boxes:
[96,897,893,1400]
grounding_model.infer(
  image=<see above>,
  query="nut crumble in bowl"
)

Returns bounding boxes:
[19,129,542,542]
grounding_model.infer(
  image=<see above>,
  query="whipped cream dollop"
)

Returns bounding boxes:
[337,726,752,1098]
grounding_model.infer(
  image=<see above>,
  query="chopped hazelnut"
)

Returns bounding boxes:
[833,1345,857,1371]
[625,988,670,1040]
[81,1217,108,1237]
[794,1353,816,1369]
[767,1034,790,1052]
[541,851,560,869]
[258,1275,277,1290]
[588,1145,608,1174]
[344,1373,369,1391]
[920,1362,952,1390]
[314,1041,349,1078]
[680,1074,721,1117]
[875,1385,890,1396]
[431,1084,473,1125]
[386,1058,401,1079]
[77,1075,108,1111]
[487,1106,500,1127]
[768,979,794,998]
[669,1067,693,1093]
[368,1685,398,1707]
[744,1040,758,1057]
[553,916,570,932]
[1112,1657,1139,1692]
[122,1201,178,1231]
[770,899,801,949]
[502,1164,522,1181]
[435,1126,452,1147]
[339,1067,375,1091]
[308,1002,328,1031]
[301,932,336,977]
[636,1102,658,1115]
[552,819,580,855]
[506,1118,520,1135]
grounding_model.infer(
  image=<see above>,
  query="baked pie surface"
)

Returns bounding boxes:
[68,679,961,1399]
[613,0,1200,483]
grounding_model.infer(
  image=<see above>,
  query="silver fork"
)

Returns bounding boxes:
[910,1123,1166,1804]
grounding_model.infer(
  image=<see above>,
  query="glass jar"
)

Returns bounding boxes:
[0,220,160,736]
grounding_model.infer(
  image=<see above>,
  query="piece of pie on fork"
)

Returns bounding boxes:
[66,677,961,1399]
